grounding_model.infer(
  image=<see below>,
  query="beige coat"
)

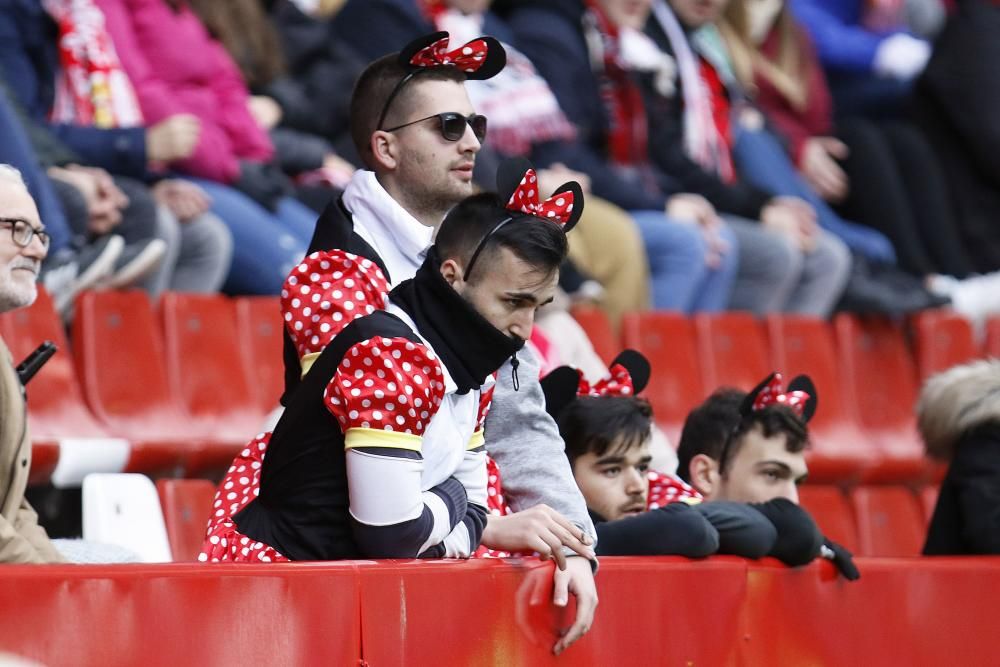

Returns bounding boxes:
[0,335,64,562]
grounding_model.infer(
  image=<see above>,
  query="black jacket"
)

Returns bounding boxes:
[913,0,1000,272]
[924,422,1000,555]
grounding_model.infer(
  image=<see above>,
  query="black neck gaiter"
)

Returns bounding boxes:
[390,249,524,394]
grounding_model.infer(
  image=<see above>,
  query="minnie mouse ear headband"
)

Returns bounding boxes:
[376,31,507,132]
[739,372,818,423]
[464,157,586,280]
[541,349,651,421]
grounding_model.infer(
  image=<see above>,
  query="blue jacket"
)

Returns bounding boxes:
[0,0,147,177]
[790,0,904,73]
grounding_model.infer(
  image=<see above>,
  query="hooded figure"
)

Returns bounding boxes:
[918,359,1000,555]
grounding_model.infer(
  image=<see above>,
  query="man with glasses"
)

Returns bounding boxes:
[283,33,599,655]
[0,164,65,563]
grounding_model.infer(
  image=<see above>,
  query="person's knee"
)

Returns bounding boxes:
[810,233,853,288]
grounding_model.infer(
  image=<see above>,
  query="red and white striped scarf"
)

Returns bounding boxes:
[43,0,144,128]
[419,0,576,157]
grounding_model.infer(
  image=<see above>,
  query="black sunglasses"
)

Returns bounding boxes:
[383,112,487,143]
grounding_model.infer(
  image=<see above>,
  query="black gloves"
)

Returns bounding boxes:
[820,538,861,581]
[751,498,825,567]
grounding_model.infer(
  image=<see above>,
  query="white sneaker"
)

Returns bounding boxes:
[41,235,124,316]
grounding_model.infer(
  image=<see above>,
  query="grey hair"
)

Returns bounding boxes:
[917,358,1000,460]
[0,164,27,189]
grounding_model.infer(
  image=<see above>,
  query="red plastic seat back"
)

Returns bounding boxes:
[834,315,921,458]
[912,311,978,381]
[156,479,215,561]
[694,313,769,392]
[797,485,859,553]
[160,293,263,438]
[0,287,106,438]
[621,312,702,440]
[920,485,941,525]
[850,486,926,556]
[571,306,618,366]
[72,290,184,438]
[766,315,870,480]
[235,296,284,412]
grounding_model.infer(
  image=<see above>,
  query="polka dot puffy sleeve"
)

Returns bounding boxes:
[324,336,447,448]
[282,250,389,365]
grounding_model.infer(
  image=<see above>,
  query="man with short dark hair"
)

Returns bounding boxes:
[676,388,809,504]
[0,164,65,563]
[204,164,578,568]
[284,34,599,654]
[676,378,860,578]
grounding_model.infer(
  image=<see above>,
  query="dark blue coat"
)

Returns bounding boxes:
[0,0,147,177]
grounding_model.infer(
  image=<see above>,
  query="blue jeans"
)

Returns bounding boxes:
[629,210,738,313]
[185,178,317,294]
[732,127,897,264]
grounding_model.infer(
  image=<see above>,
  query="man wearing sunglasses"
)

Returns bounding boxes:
[281,33,599,655]
[0,164,65,563]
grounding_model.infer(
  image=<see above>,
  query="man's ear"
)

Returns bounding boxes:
[689,454,721,499]
[439,257,465,287]
[370,131,399,171]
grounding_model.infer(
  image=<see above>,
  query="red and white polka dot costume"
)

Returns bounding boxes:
[200,249,491,561]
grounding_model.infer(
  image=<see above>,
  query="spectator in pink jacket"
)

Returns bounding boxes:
[97,0,319,294]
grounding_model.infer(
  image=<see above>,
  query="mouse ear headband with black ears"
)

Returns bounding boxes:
[738,372,819,423]
[541,349,651,422]
[376,31,507,131]
[464,157,586,279]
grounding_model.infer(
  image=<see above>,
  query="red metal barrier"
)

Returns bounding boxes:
[0,557,998,666]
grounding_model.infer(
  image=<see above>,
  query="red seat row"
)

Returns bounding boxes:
[572,307,992,482]
[0,288,282,478]
[798,484,936,557]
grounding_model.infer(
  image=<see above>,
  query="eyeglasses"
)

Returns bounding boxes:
[383,112,488,143]
[0,218,50,250]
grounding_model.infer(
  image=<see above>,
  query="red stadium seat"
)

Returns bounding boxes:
[987,317,1000,358]
[570,306,619,366]
[920,485,941,526]
[0,287,108,440]
[160,293,264,436]
[834,315,926,482]
[621,312,702,443]
[235,296,284,413]
[767,315,871,482]
[156,479,215,561]
[850,486,926,557]
[912,311,978,381]
[797,485,859,554]
[72,290,194,474]
[693,313,769,392]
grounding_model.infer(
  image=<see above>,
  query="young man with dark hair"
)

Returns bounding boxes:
[543,357,825,564]
[204,162,573,565]
[286,34,599,654]
[677,388,809,504]
[676,377,860,578]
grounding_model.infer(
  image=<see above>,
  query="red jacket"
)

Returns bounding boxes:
[96,0,274,183]
[752,26,833,167]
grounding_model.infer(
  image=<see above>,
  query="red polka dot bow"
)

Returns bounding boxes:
[576,363,635,398]
[506,169,577,226]
[750,373,812,417]
[409,35,491,74]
